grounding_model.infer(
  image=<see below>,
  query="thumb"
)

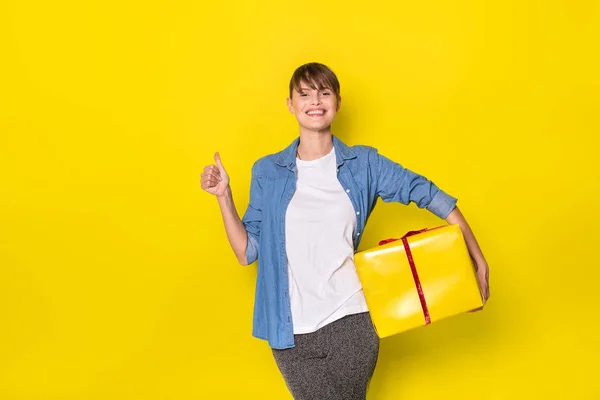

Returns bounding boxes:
[214,152,227,173]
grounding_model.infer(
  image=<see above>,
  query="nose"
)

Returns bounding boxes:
[311,93,321,105]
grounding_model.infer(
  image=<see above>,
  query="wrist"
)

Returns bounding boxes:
[216,186,232,202]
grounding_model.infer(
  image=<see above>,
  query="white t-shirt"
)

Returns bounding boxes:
[285,147,369,334]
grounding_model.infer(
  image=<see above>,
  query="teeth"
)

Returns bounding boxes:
[307,110,324,115]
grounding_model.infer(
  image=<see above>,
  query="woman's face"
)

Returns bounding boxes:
[286,80,340,133]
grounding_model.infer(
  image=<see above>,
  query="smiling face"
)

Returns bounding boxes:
[286,62,342,135]
[287,81,340,134]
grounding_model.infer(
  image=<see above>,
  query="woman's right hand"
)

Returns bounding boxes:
[201,152,230,198]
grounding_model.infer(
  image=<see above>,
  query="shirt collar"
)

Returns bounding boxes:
[275,135,357,170]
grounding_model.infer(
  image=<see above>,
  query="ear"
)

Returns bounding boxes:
[336,96,342,111]
[286,97,295,114]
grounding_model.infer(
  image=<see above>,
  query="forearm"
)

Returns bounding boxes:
[445,206,488,269]
[216,186,249,265]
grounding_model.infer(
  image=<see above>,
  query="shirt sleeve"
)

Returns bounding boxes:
[241,163,262,264]
[371,148,458,219]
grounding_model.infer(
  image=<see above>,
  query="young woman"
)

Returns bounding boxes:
[201,62,490,399]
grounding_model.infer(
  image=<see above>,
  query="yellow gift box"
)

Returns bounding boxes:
[354,224,483,338]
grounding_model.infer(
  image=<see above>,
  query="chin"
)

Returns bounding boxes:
[304,126,331,133]
[301,121,333,131]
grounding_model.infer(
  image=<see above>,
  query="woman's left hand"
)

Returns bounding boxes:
[477,262,490,302]
[470,262,490,312]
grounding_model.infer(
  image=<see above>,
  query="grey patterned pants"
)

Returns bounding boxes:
[272,312,380,400]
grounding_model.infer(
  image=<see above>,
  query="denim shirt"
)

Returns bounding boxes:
[241,136,457,349]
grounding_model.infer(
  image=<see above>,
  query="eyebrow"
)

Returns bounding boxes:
[299,86,331,91]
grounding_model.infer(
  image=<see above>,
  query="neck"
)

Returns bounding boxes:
[297,130,334,161]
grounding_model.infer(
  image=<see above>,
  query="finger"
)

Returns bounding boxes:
[204,172,222,183]
[201,169,220,180]
[201,174,220,186]
[204,165,220,175]
[201,177,220,188]
[204,164,221,174]
[214,152,226,173]
[210,168,221,180]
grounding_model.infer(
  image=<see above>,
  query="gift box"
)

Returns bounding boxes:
[354,224,483,338]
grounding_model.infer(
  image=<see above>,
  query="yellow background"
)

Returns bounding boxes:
[1,1,599,399]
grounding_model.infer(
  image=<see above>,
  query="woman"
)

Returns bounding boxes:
[201,62,490,399]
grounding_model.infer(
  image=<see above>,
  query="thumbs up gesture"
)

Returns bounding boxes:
[201,152,230,197]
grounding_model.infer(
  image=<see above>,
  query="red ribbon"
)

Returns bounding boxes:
[378,226,444,325]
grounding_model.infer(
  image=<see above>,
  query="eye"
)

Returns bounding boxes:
[300,93,308,97]
[322,91,331,96]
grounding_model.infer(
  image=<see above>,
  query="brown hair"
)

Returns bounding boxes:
[288,62,341,101]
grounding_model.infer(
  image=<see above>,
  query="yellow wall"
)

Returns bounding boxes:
[1,1,599,398]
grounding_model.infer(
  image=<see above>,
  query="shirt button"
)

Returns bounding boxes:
[356,232,361,236]
[356,211,360,215]
[346,189,350,193]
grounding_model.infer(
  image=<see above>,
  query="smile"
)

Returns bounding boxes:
[306,109,325,116]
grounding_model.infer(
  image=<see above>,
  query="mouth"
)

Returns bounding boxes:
[306,109,325,117]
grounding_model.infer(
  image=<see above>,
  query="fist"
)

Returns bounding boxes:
[200,152,230,197]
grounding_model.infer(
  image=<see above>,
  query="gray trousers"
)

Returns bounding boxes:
[272,312,380,400]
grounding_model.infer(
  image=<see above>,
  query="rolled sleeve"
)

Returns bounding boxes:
[372,148,457,218]
[245,234,259,265]
[426,189,457,219]
[241,164,263,265]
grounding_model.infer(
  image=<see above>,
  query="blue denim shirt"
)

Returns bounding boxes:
[241,136,457,349]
